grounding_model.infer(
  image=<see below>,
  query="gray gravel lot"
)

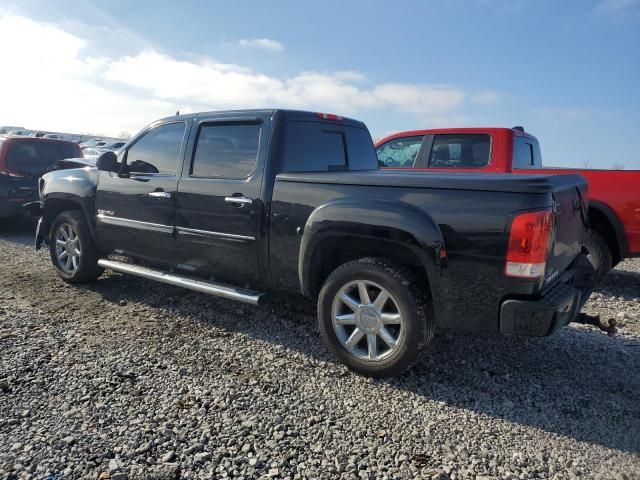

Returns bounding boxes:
[0,220,639,480]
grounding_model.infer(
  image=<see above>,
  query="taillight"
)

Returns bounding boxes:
[316,112,343,121]
[505,209,554,279]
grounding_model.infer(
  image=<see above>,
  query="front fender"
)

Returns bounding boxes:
[40,168,99,240]
[298,197,445,297]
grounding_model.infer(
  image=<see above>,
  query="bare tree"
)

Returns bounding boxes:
[581,159,593,169]
[611,160,628,170]
[117,131,132,140]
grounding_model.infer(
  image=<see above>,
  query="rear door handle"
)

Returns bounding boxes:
[148,191,171,199]
[225,195,253,207]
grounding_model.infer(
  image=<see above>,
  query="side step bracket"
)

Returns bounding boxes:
[97,259,265,306]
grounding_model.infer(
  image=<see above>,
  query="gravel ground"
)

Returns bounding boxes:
[0,220,639,480]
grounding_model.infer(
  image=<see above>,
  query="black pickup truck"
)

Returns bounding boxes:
[31,109,595,377]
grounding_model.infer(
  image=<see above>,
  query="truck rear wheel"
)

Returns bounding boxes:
[583,228,613,286]
[49,210,104,283]
[317,258,435,378]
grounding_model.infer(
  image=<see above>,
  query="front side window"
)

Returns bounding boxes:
[191,123,260,178]
[429,134,491,168]
[513,137,534,168]
[376,136,424,168]
[126,122,186,175]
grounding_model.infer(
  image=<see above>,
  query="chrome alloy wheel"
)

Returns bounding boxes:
[54,223,81,275]
[331,280,404,362]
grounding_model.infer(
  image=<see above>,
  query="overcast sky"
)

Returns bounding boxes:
[0,0,638,168]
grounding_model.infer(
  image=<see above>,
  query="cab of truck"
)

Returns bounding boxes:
[375,127,542,172]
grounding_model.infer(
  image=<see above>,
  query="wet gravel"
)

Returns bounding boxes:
[0,221,639,479]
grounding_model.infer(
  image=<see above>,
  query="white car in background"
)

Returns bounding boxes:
[0,126,25,135]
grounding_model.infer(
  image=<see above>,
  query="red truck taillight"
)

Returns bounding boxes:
[505,209,554,279]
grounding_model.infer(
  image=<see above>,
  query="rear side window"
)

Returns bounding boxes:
[5,141,80,175]
[191,123,260,178]
[283,121,377,172]
[429,134,491,168]
[126,122,186,175]
[513,137,537,168]
[376,136,424,168]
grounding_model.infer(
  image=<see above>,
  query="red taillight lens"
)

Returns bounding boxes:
[505,210,554,278]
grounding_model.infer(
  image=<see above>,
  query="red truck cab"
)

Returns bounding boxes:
[375,127,640,283]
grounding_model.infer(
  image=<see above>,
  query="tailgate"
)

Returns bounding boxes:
[544,181,588,288]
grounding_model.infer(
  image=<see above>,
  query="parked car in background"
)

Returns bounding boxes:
[79,138,105,147]
[0,137,82,218]
[0,126,25,135]
[32,109,595,377]
[29,131,49,138]
[375,127,640,284]
[81,147,102,159]
[7,129,32,137]
[101,141,126,151]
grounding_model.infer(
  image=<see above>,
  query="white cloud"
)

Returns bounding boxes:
[238,38,285,52]
[0,10,497,136]
[373,83,465,114]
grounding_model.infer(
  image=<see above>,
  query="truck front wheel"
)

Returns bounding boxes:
[583,228,613,286]
[49,210,104,283]
[317,258,435,378]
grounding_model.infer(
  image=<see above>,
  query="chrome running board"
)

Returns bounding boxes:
[97,259,265,306]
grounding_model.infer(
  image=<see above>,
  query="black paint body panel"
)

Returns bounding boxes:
[37,109,590,334]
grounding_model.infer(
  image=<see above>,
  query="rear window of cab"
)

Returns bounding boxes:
[283,121,378,172]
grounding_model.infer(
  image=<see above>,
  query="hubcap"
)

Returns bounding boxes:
[331,280,404,362]
[54,223,81,275]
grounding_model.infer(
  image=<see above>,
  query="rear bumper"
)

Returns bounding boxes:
[499,255,595,337]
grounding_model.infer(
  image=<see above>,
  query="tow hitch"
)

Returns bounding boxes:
[575,312,617,336]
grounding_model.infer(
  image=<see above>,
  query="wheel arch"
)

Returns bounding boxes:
[298,198,445,303]
[42,193,97,241]
[589,200,628,265]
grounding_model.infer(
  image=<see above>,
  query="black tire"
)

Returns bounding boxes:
[583,228,613,286]
[317,257,435,378]
[49,210,104,283]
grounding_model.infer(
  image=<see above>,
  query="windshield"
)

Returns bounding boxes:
[5,141,80,176]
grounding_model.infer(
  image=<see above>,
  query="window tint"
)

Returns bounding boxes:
[533,142,542,167]
[345,126,378,170]
[191,123,260,178]
[5,141,80,175]
[513,137,535,168]
[429,134,491,168]
[126,122,185,174]
[284,121,377,172]
[376,136,424,168]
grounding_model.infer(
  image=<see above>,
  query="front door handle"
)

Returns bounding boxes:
[225,195,253,207]
[148,191,171,199]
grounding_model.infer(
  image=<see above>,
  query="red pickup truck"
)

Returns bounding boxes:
[375,127,640,284]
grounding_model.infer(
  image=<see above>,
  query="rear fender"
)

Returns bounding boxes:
[299,197,445,299]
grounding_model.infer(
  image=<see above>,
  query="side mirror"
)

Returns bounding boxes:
[96,151,118,172]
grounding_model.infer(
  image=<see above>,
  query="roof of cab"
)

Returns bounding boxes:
[153,109,367,129]
[375,127,539,146]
